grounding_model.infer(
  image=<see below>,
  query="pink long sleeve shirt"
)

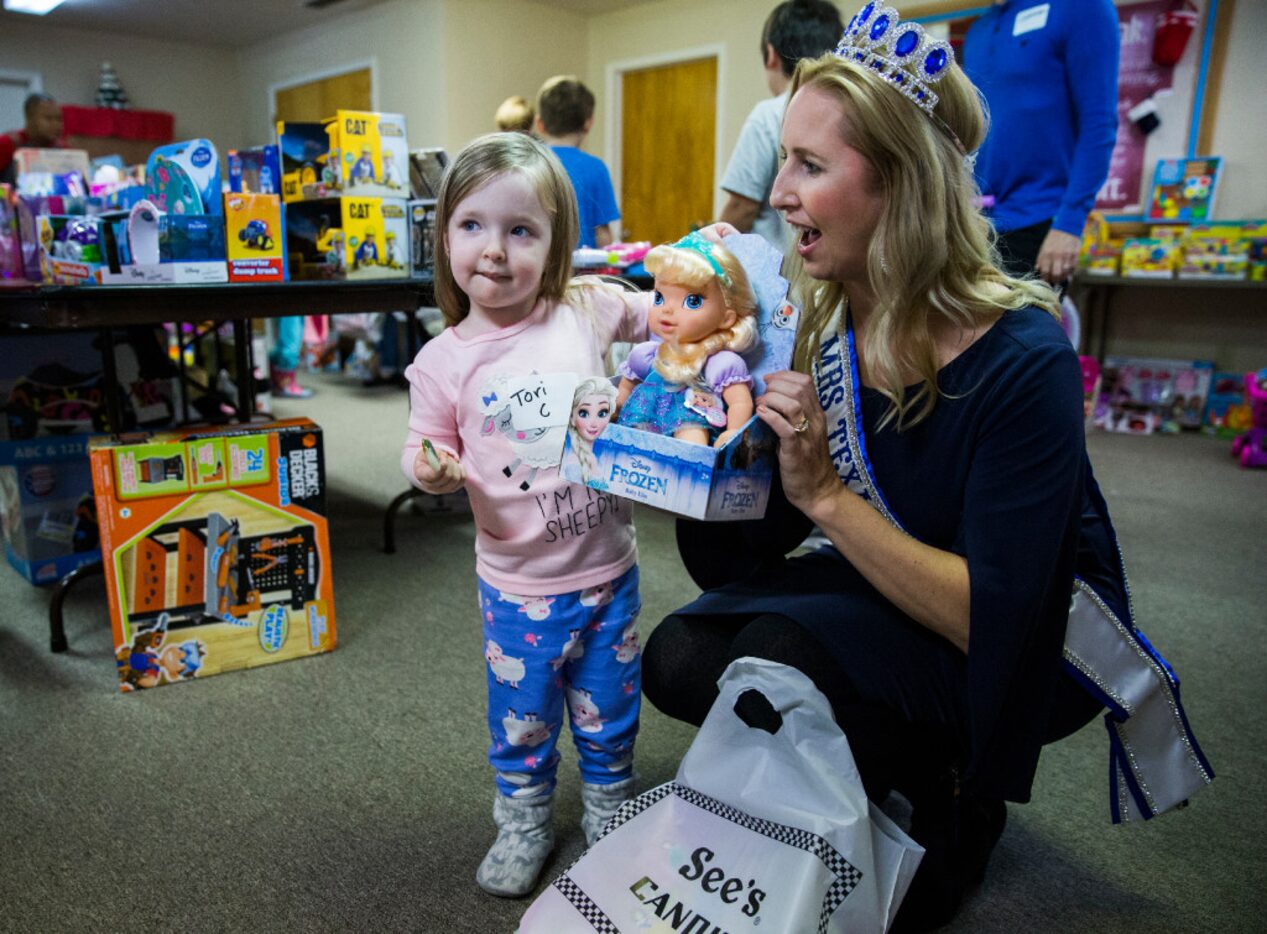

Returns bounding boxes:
[401,288,649,596]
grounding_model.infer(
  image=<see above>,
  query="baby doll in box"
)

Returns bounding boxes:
[615,232,758,446]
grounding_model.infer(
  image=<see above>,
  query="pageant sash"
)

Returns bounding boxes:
[812,315,1212,822]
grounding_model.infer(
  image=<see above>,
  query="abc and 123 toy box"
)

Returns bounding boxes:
[90,419,336,692]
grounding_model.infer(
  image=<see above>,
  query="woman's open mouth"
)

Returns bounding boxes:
[796,225,822,256]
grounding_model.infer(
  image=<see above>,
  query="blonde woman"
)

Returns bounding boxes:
[642,6,1209,930]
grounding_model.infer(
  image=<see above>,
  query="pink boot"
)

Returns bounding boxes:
[271,368,313,399]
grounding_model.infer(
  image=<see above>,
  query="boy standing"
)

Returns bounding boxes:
[535,76,620,248]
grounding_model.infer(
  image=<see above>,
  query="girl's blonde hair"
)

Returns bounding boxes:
[434,132,579,327]
[643,241,760,386]
[785,53,1058,430]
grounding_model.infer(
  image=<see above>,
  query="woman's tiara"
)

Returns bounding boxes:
[834,3,954,117]
[833,3,966,153]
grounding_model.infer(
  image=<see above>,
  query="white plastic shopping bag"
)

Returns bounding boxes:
[519,657,924,933]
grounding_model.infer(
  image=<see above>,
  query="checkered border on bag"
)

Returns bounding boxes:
[552,782,862,933]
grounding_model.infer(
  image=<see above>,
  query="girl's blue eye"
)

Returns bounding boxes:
[653,291,664,306]
[684,293,705,310]
[460,219,479,232]
[511,225,530,237]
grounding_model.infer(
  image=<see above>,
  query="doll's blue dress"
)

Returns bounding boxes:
[617,341,752,436]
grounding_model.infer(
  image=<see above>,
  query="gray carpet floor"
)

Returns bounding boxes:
[1,368,1263,933]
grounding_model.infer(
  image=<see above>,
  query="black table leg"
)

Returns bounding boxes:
[98,326,125,432]
[49,560,103,652]
[232,319,255,421]
[383,487,425,554]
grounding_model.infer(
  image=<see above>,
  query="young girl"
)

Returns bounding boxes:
[401,133,648,899]
[616,232,760,446]
[567,377,618,485]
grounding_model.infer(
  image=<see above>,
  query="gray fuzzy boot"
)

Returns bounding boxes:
[475,793,555,898]
[580,776,637,847]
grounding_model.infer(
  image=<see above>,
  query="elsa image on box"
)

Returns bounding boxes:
[560,377,619,488]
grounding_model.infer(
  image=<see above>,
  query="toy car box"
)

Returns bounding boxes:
[224,192,287,283]
[560,234,796,521]
[1,329,175,584]
[90,418,336,692]
[278,112,409,203]
[285,196,409,280]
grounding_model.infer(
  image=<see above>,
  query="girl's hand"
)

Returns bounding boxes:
[755,370,840,514]
[694,222,740,244]
[413,445,466,495]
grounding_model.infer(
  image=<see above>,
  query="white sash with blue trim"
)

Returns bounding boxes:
[813,317,1212,823]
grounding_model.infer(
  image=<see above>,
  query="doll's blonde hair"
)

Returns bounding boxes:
[434,132,578,327]
[785,54,1059,430]
[643,241,759,387]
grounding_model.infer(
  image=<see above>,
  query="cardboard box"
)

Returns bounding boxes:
[90,419,336,692]
[560,234,795,520]
[285,197,409,280]
[37,214,106,285]
[278,112,410,203]
[228,145,282,196]
[225,193,287,283]
[408,198,437,277]
[1,436,99,585]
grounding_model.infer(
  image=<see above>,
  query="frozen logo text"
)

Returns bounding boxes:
[610,456,668,496]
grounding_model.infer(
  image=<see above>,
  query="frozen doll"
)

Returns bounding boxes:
[616,232,758,447]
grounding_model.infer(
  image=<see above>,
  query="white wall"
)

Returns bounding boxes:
[0,18,242,157]
[235,0,447,152]
[1209,0,1267,218]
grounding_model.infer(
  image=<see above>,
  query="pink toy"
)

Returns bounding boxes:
[1230,369,1267,468]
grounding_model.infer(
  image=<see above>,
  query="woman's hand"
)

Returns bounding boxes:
[413,444,466,495]
[694,222,741,244]
[1035,228,1081,284]
[756,370,840,515]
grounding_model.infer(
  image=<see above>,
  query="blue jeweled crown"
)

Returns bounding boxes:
[834,3,954,116]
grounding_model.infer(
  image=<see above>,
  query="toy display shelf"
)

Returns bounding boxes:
[1070,273,1266,363]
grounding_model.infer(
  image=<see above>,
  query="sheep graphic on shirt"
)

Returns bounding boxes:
[485,639,525,688]
[479,375,567,491]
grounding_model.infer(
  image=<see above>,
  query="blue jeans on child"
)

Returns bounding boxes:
[269,316,305,372]
[479,565,641,797]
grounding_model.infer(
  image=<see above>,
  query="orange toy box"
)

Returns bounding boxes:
[89,418,335,692]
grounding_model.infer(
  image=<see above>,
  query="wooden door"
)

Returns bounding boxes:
[621,57,717,245]
[274,67,372,123]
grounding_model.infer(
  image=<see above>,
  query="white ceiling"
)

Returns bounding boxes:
[1,0,655,47]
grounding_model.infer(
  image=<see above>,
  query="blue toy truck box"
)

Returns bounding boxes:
[560,234,797,521]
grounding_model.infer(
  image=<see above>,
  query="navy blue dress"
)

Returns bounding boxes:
[674,307,1125,803]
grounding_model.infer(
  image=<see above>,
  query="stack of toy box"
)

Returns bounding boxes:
[1093,356,1215,435]
[278,111,410,281]
[0,329,175,584]
[1177,223,1263,280]
[90,418,336,692]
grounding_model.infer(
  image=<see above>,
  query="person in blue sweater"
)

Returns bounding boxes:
[963,0,1120,283]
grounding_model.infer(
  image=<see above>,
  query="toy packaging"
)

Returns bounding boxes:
[327,111,409,200]
[1147,156,1221,223]
[1177,223,1256,280]
[278,112,410,202]
[101,199,228,285]
[145,139,222,216]
[1203,371,1252,439]
[228,145,282,196]
[1,329,175,584]
[408,147,449,199]
[224,192,287,282]
[1094,356,1214,435]
[560,233,796,521]
[90,418,336,692]
[1120,237,1179,278]
[407,199,436,277]
[37,214,107,285]
[285,197,409,280]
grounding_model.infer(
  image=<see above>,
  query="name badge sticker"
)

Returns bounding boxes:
[1013,3,1049,36]
[507,373,579,431]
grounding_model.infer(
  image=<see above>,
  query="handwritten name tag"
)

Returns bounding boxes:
[507,373,580,430]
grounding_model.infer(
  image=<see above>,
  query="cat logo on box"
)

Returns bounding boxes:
[350,202,371,219]
[345,117,368,135]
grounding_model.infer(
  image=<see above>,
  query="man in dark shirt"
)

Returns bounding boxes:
[0,93,65,186]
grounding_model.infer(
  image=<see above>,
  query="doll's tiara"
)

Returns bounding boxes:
[833,3,964,150]
[672,231,731,287]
